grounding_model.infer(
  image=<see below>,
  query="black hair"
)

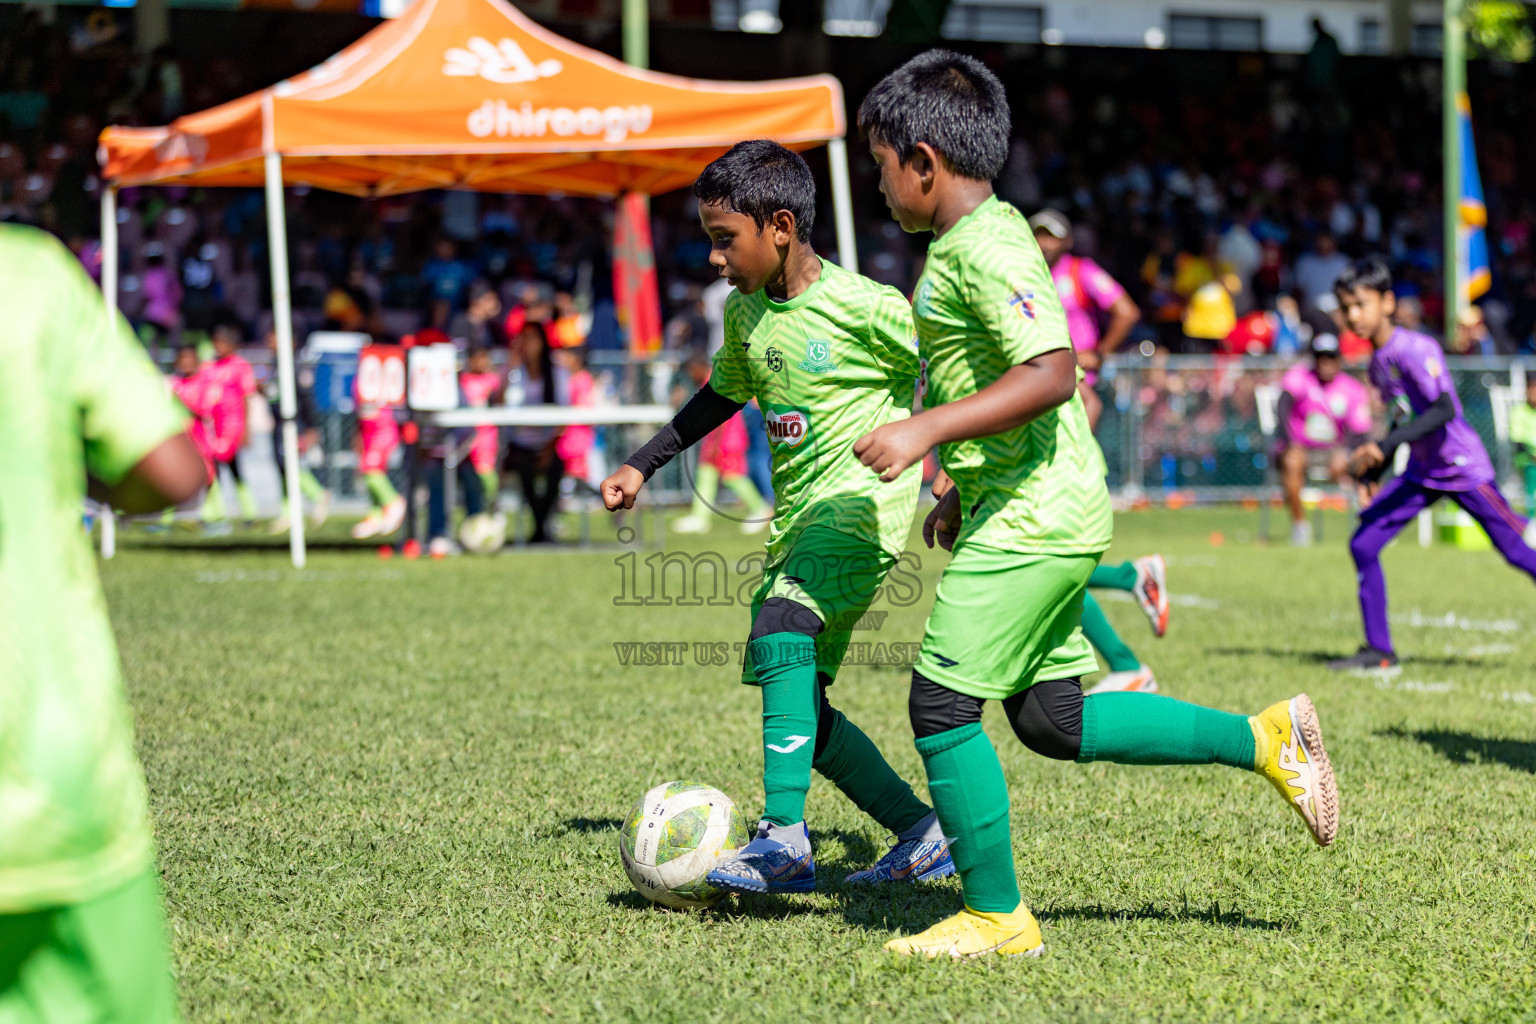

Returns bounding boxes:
[209,311,243,340]
[1334,257,1393,296]
[693,140,815,242]
[517,324,558,405]
[857,49,1011,181]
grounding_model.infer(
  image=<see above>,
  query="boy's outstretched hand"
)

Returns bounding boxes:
[854,417,935,482]
[602,465,645,510]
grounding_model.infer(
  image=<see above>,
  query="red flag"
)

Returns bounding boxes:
[614,192,663,356]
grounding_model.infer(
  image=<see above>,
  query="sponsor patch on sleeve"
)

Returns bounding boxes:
[1007,280,1038,321]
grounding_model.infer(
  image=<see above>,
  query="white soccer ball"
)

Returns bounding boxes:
[619,780,748,910]
[458,512,507,555]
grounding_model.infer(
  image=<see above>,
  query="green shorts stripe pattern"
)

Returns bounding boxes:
[915,542,1101,700]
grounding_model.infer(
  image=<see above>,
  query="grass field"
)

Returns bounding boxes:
[105,508,1536,1023]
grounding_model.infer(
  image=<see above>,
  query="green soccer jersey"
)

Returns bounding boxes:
[1511,402,1536,464]
[711,257,922,568]
[0,225,187,912]
[913,197,1113,555]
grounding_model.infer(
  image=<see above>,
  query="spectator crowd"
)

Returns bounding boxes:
[8,9,1536,361]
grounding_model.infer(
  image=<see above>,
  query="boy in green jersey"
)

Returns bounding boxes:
[1,225,206,1021]
[1512,378,1536,520]
[851,52,1340,958]
[603,141,953,894]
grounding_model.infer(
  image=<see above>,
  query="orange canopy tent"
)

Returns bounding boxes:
[97,0,858,566]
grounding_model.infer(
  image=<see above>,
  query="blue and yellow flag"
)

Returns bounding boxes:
[1458,92,1492,301]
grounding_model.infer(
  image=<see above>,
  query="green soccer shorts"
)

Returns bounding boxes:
[742,525,899,685]
[0,870,180,1024]
[914,541,1102,701]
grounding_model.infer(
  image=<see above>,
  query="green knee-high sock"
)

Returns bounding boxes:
[234,480,257,519]
[365,471,399,509]
[1078,692,1256,769]
[751,632,820,827]
[479,471,499,504]
[1080,592,1141,673]
[915,723,1020,913]
[690,463,720,519]
[201,480,225,522]
[298,469,327,504]
[1088,561,1138,591]
[812,708,929,834]
[721,473,768,517]
[1523,465,1536,515]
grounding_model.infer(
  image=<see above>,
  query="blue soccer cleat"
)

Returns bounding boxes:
[844,834,955,885]
[706,821,816,894]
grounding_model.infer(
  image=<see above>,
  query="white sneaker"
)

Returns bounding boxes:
[269,514,290,535]
[1290,520,1313,547]
[428,536,458,558]
[310,492,331,528]
[351,514,383,539]
[1085,665,1159,695]
[740,517,769,535]
[672,515,710,534]
[379,496,407,535]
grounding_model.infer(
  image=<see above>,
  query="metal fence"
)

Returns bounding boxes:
[231,349,1536,508]
[1089,355,1532,501]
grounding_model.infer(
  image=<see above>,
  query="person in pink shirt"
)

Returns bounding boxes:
[1029,210,1141,429]
[554,345,596,485]
[459,346,504,503]
[1277,333,1373,545]
[168,345,216,487]
[352,339,407,540]
[198,317,259,533]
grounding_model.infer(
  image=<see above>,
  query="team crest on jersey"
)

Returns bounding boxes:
[798,339,838,374]
[765,346,784,373]
[765,407,811,447]
[1007,283,1038,321]
[914,278,936,318]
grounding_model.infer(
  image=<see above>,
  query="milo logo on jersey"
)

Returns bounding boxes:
[765,406,811,448]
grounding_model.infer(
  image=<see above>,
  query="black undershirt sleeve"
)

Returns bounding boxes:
[623,382,746,481]
[1380,391,1456,456]
[1358,391,1457,483]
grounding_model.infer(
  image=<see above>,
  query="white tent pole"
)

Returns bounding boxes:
[100,185,119,559]
[102,185,119,316]
[827,137,858,275]
[264,152,307,569]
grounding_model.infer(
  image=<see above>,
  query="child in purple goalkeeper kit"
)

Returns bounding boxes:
[1329,258,1536,670]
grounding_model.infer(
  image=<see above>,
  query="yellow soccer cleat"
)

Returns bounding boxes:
[884,904,1045,960]
[1251,694,1339,847]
